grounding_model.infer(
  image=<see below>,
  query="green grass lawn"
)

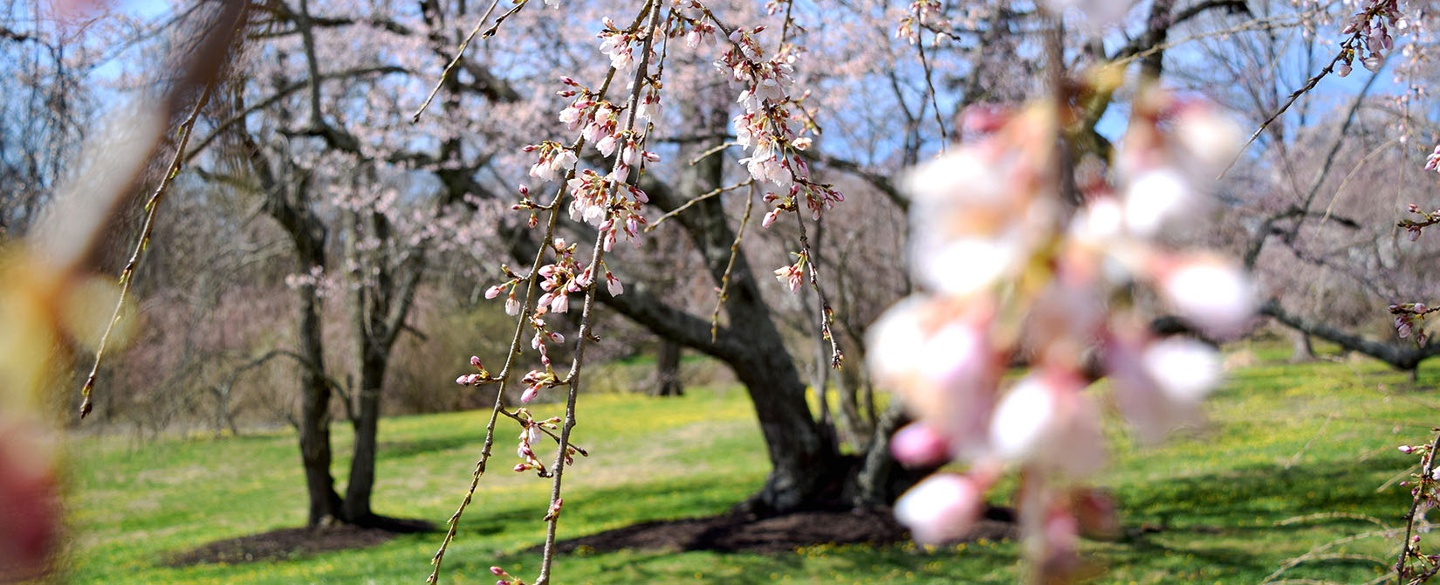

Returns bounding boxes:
[61,343,1440,583]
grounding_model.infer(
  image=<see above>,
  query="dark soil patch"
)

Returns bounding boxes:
[167,508,1016,567]
[542,507,1017,555]
[166,518,434,567]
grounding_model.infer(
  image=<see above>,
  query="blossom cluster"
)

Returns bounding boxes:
[1336,0,1401,75]
[894,0,950,45]
[1395,439,1440,582]
[551,74,657,249]
[868,92,1253,575]
[1399,202,1440,242]
[714,25,843,225]
[1391,302,1437,344]
[512,409,563,475]
[490,564,527,585]
[667,1,718,50]
[1427,144,1440,174]
[1392,203,1440,343]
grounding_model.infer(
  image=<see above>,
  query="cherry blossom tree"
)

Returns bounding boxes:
[12,0,1440,581]
[1169,0,1440,376]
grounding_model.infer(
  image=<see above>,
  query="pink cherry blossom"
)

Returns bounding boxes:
[894,474,984,544]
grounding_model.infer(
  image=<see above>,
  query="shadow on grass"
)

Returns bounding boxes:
[164,517,437,567]
[1119,456,1407,528]
[377,434,481,459]
[1105,456,1408,581]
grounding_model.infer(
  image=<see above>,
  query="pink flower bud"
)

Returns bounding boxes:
[891,423,951,467]
[471,356,484,369]
[762,208,781,228]
[895,474,983,544]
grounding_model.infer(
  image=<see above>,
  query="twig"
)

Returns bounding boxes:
[499,408,590,456]
[78,77,219,419]
[409,0,511,123]
[1395,428,1440,582]
[790,207,843,369]
[1217,12,1377,180]
[647,179,751,231]
[687,140,733,166]
[912,7,947,150]
[711,183,755,342]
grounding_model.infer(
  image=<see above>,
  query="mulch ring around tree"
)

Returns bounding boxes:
[539,507,1018,555]
[166,518,434,567]
[166,508,1018,567]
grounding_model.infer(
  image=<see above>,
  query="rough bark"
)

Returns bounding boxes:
[296,277,344,527]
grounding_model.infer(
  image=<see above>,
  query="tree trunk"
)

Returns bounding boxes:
[552,91,915,514]
[343,345,385,524]
[1289,329,1315,363]
[296,279,343,527]
[248,131,343,529]
[338,201,422,527]
[341,206,375,525]
[727,307,845,513]
[653,338,683,397]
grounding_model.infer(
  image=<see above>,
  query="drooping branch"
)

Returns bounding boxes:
[1261,299,1440,371]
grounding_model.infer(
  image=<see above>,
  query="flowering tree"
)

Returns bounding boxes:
[1168,0,1440,375]
[11,0,1440,581]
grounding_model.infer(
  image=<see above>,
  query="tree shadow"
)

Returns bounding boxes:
[163,517,436,567]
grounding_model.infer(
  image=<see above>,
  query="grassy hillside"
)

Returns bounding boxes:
[62,342,1439,583]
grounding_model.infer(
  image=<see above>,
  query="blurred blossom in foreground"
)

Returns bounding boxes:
[869,90,1252,580]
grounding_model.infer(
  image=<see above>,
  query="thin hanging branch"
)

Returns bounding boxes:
[710,183,756,342]
[534,2,662,582]
[78,84,215,419]
[410,0,512,123]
